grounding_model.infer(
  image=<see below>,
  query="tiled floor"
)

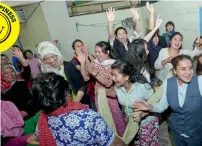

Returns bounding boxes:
[159,121,173,146]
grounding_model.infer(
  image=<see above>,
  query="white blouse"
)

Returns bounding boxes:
[154,47,202,82]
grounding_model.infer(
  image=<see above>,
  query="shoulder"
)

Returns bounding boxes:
[197,75,202,82]
[63,61,77,72]
[114,87,123,96]
[1,101,16,108]
[48,109,106,129]
[12,56,19,61]
[135,82,152,92]
[55,109,103,120]
[33,58,39,62]
[159,48,168,53]
[158,48,168,56]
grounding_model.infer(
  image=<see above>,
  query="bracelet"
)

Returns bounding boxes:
[93,71,99,78]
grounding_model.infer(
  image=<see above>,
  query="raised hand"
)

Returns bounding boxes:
[130,7,139,20]
[85,59,97,76]
[106,7,115,22]
[146,2,154,14]
[75,49,86,64]
[155,15,163,28]
[11,47,24,59]
[82,44,89,56]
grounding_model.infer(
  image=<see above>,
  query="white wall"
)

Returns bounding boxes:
[141,1,202,50]
[2,1,40,7]
[2,2,51,61]
[41,1,201,60]
[17,3,51,52]
[40,1,144,60]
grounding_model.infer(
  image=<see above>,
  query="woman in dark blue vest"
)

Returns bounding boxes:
[133,55,202,146]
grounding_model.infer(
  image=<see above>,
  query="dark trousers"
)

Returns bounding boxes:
[171,130,202,146]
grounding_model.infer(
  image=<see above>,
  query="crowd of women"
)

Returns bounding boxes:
[1,2,202,146]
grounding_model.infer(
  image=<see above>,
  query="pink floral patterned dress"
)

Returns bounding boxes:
[93,62,126,136]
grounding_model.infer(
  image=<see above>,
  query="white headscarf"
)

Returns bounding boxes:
[36,41,65,76]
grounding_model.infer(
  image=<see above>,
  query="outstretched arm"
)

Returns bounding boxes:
[107,7,116,39]
[131,7,141,34]
[146,2,155,30]
[144,16,163,43]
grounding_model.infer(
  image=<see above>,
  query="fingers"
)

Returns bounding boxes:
[27,134,39,145]
[146,2,150,9]
[133,117,141,122]
[151,4,154,10]
[157,15,160,20]
[107,7,115,13]
[133,100,145,106]
[132,112,141,122]
[11,47,21,55]
[75,49,82,55]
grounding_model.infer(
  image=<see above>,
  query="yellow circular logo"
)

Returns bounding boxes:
[0,3,20,52]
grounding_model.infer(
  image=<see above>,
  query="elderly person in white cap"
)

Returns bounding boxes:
[36,41,91,107]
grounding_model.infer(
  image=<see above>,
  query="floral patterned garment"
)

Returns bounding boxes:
[93,63,126,136]
[35,109,115,146]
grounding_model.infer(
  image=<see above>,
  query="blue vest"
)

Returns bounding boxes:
[167,76,202,140]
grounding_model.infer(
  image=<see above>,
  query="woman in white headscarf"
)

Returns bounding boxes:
[36,41,91,107]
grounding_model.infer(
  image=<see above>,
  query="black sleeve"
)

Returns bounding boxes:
[109,38,123,59]
[63,61,85,94]
[21,66,31,82]
[159,36,168,48]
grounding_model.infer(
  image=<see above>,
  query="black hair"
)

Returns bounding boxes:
[115,27,128,36]
[171,55,193,70]
[12,45,23,51]
[169,32,183,49]
[1,54,8,59]
[95,41,116,59]
[193,36,202,50]
[72,39,83,50]
[165,21,175,31]
[196,54,202,75]
[23,50,33,59]
[112,60,148,83]
[152,30,160,41]
[124,39,156,84]
[124,39,149,71]
[111,60,153,90]
[31,72,71,114]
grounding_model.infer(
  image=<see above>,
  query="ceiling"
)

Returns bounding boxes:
[1,0,41,7]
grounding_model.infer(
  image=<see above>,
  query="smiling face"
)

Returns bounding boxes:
[43,53,58,67]
[111,68,129,87]
[170,34,183,50]
[2,66,16,83]
[174,59,193,85]
[95,46,109,63]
